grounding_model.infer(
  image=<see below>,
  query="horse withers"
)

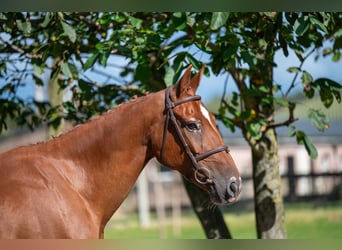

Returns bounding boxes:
[0,65,241,238]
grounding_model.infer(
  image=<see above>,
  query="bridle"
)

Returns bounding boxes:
[160,86,230,185]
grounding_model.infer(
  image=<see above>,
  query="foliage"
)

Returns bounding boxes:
[1,12,341,154]
[206,12,342,158]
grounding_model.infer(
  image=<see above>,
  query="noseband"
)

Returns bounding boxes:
[160,86,230,185]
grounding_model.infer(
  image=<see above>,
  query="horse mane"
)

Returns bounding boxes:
[50,92,154,142]
[6,91,156,152]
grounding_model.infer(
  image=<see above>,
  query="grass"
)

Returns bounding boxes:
[285,202,342,239]
[104,201,342,239]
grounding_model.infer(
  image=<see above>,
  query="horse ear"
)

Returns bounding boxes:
[175,64,192,97]
[175,64,204,97]
[189,64,205,94]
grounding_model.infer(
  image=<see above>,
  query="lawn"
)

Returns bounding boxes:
[104,201,342,239]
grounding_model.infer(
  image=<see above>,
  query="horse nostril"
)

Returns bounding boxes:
[227,179,239,198]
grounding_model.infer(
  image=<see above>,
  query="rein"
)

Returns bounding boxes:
[160,86,230,185]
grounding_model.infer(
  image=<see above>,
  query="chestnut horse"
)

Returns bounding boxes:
[0,65,241,238]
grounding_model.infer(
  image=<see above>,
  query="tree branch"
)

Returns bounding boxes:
[267,102,298,129]
[0,36,41,59]
[227,65,248,97]
[284,48,315,97]
[219,73,230,107]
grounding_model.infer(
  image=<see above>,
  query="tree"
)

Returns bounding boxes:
[183,12,342,238]
[205,12,342,238]
[1,12,341,238]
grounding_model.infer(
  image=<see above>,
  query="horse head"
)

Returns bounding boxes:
[157,65,241,205]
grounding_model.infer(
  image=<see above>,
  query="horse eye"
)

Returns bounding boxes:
[185,122,200,131]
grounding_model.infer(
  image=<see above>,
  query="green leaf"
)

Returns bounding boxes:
[210,12,229,30]
[186,53,202,70]
[287,125,297,137]
[241,50,257,66]
[33,101,50,116]
[172,12,187,31]
[301,71,313,85]
[78,80,93,101]
[63,101,76,113]
[164,66,176,87]
[136,63,151,83]
[247,122,262,140]
[308,108,329,132]
[48,116,62,130]
[33,74,44,86]
[67,63,78,80]
[246,119,268,140]
[61,62,72,78]
[83,53,99,71]
[332,51,342,62]
[303,86,315,99]
[332,90,341,103]
[319,86,334,108]
[309,15,328,34]
[320,78,342,91]
[129,16,142,29]
[40,12,53,28]
[279,33,289,57]
[32,44,48,56]
[99,51,110,67]
[33,61,45,75]
[164,56,184,87]
[51,68,60,81]
[240,110,252,121]
[0,13,7,20]
[296,130,318,159]
[217,115,235,133]
[16,20,32,35]
[333,35,342,50]
[313,78,342,106]
[287,67,301,73]
[223,45,238,62]
[60,20,76,43]
[294,15,309,35]
[274,97,288,107]
[335,28,342,37]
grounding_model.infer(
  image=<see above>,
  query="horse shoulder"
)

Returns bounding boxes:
[0,145,100,238]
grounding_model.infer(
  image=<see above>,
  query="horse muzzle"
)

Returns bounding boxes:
[225,176,242,203]
[208,175,242,205]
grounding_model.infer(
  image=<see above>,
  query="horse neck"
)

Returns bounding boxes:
[51,91,165,225]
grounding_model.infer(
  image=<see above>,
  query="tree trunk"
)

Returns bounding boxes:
[47,60,64,137]
[251,128,286,238]
[182,178,232,239]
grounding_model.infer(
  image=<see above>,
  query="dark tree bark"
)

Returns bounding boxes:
[182,178,232,239]
[250,128,286,238]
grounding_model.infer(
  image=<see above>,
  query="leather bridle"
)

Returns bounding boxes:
[160,86,230,185]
